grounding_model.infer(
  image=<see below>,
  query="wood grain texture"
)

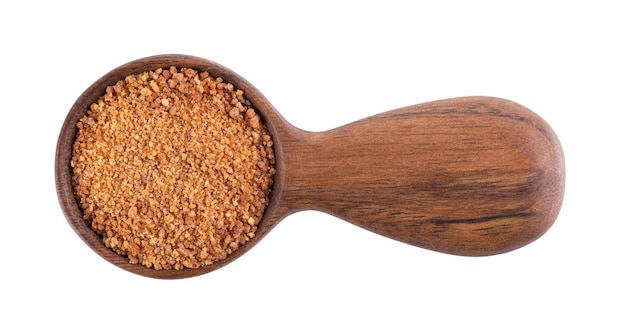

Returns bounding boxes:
[270,97,565,256]
[56,55,565,278]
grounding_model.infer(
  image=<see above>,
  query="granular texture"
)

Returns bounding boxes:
[71,67,276,270]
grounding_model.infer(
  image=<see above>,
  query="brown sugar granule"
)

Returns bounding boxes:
[71,67,276,270]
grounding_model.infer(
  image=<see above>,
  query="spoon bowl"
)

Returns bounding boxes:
[56,54,565,279]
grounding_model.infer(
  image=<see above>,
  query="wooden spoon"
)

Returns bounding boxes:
[55,54,565,279]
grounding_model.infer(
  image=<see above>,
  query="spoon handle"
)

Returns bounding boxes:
[278,96,564,256]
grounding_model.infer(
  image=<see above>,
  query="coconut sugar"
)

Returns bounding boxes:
[71,67,275,270]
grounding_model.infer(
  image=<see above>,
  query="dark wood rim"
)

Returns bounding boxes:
[55,54,287,279]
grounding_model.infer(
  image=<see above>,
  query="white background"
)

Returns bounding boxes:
[2,1,624,334]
